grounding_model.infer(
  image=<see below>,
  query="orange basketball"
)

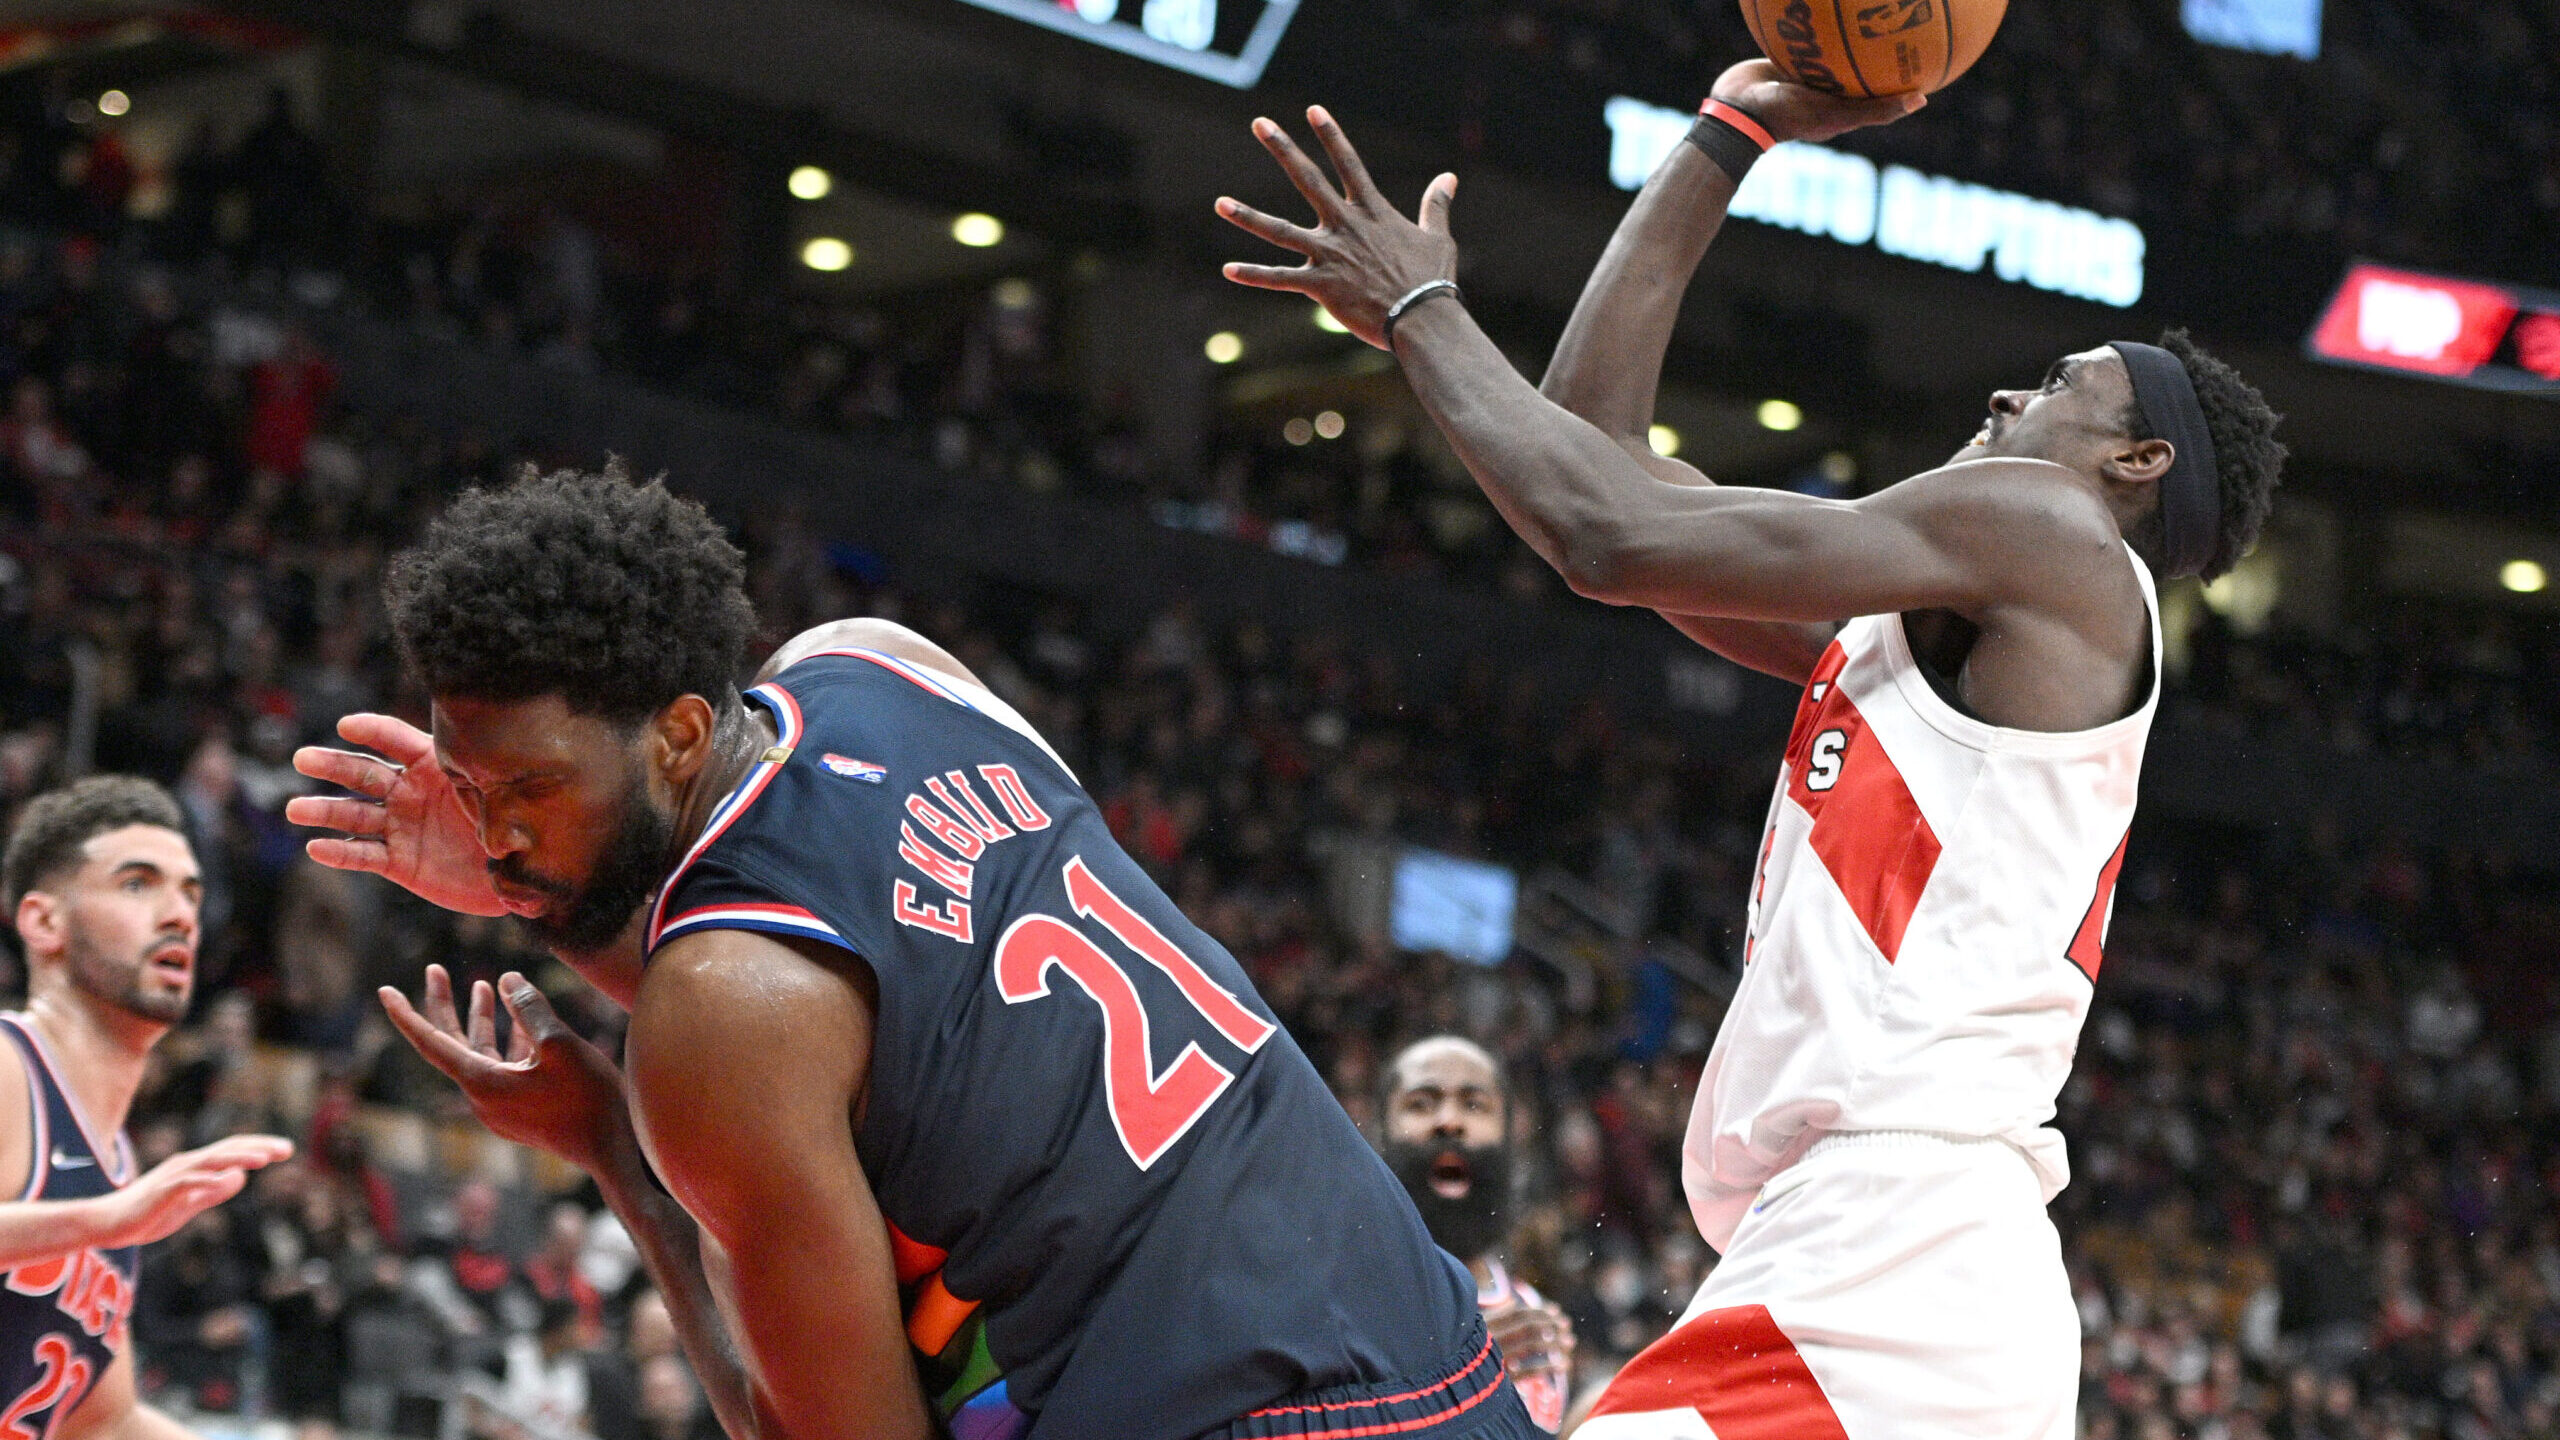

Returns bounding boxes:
[1739,0,2008,99]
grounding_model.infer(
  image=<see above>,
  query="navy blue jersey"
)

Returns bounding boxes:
[645,650,1476,1440]
[0,1016,137,1437]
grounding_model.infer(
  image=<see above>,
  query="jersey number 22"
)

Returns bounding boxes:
[994,857,1276,1169]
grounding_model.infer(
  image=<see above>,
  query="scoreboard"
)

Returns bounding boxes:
[2306,263,2560,396]
[953,0,1301,86]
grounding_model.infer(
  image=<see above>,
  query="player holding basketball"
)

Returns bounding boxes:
[0,777,294,1440]
[1217,60,2283,1439]
[286,467,1539,1440]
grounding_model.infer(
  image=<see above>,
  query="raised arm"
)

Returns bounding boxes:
[1215,107,2105,630]
[1539,63,1916,681]
[625,930,932,1440]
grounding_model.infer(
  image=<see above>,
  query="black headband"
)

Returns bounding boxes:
[2109,341,2220,580]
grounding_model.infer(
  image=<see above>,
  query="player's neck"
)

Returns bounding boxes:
[21,989,159,1138]
[667,702,776,859]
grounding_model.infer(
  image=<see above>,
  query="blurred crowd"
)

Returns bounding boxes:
[0,121,2555,1440]
[12,12,2552,650]
[1409,0,2560,279]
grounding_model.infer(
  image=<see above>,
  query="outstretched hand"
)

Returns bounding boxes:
[288,713,507,917]
[1710,59,1925,145]
[1217,107,1458,352]
[98,1135,295,1249]
[382,965,629,1175]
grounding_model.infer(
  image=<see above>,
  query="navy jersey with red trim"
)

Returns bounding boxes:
[0,1017,137,1440]
[646,652,1474,1440]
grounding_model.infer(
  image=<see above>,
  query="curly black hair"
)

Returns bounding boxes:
[385,460,758,722]
[4,775,187,914]
[2159,329,2286,583]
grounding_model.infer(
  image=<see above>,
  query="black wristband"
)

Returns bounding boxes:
[1684,111,1766,185]
[1383,279,1463,351]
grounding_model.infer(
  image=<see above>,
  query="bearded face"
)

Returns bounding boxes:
[1380,1037,1515,1264]
[24,824,202,1027]
[487,766,673,955]
[1384,1132,1515,1263]
[64,920,193,1025]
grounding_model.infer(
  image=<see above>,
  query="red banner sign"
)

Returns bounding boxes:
[2307,263,2560,395]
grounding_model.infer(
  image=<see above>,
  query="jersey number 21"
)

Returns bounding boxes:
[994,857,1276,1169]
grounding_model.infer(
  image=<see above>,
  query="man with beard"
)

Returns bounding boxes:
[287,465,1535,1440]
[0,776,293,1440]
[1381,1038,1574,1432]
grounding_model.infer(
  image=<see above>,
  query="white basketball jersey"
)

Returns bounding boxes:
[1684,544,2160,1251]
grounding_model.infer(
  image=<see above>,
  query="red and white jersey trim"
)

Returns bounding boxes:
[644,652,1074,956]
[1684,543,2161,1252]
[655,903,846,949]
[644,681,805,953]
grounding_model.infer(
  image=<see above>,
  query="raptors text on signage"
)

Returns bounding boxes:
[1603,97,2145,307]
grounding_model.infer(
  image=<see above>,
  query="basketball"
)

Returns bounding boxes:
[1739,0,2009,98]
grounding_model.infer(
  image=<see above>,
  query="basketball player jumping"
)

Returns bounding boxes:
[1218,60,2283,1438]
[287,468,1540,1440]
[0,777,294,1440]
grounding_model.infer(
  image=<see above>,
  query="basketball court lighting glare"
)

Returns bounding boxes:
[1648,424,1681,457]
[1284,417,1315,445]
[788,165,833,200]
[2502,559,2547,594]
[799,237,853,272]
[1204,331,1244,364]
[1314,410,1345,439]
[96,90,130,118]
[952,213,1006,247]
[1758,399,1804,431]
[1312,305,1349,334]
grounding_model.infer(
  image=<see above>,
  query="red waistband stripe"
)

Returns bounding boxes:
[1215,1330,1510,1439]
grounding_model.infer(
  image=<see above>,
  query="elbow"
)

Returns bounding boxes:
[1557,520,1637,604]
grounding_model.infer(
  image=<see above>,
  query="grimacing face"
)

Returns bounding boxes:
[25,824,203,1026]
[432,693,676,955]
[1955,346,2144,471]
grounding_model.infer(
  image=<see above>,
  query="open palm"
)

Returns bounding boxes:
[287,713,508,916]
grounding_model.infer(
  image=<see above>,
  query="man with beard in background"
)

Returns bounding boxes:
[0,776,292,1440]
[1382,1037,1575,1431]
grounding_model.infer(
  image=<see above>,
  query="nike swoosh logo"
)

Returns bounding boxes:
[49,1150,94,1170]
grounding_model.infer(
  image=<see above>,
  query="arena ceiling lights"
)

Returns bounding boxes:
[952,0,1301,87]
[2306,263,2560,396]
[1604,98,2147,309]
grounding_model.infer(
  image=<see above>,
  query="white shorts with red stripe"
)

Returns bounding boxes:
[1580,1132,2077,1440]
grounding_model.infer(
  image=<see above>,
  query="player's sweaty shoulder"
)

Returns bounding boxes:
[754,618,984,692]
[1879,458,2130,602]
[629,931,878,1167]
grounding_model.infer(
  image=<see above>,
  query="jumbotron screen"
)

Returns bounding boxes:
[952,0,1300,86]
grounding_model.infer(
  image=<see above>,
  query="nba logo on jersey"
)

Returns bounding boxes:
[821,753,888,783]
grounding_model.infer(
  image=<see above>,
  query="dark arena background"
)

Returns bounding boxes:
[0,0,2554,1437]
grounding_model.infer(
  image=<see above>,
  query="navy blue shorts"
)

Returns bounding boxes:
[1200,1319,1541,1440]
